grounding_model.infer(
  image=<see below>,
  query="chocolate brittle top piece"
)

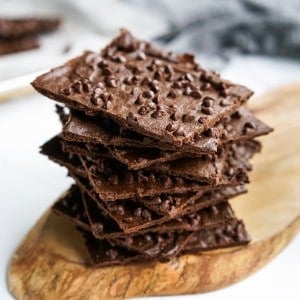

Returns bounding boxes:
[32,29,253,148]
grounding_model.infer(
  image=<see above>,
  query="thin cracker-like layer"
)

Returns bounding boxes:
[32,29,253,149]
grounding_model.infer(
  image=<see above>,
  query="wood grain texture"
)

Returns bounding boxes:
[8,83,300,299]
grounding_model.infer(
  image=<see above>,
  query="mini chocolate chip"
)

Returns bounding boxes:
[173,127,185,136]
[137,171,149,183]
[231,110,242,119]
[138,106,149,115]
[94,222,104,232]
[170,112,180,121]
[183,86,193,96]
[200,82,211,90]
[132,66,142,75]
[142,90,154,99]
[182,113,195,122]
[133,207,142,217]
[226,167,234,176]
[152,196,162,204]
[106,77,117,87]
[157,235,165,244]
[161,200,170,210]
[149,80,159,93]
[116,205,125,216]
[211,206,219,215]
[167,90,177,98]
[202,97,214,107]
[185,73,194,82]
[220,98,230,106]
[201,107,214,115]
[141,77,151,86]
[108,174,119,185]
[131,75,140,83]
[123,77,132,85]
[190,90,202,99]
[165,123,175,132]
[164,65,173,74]
[114,55,126,63]
[197,116,207,123]
[244,121,256,129]
[189,217,200,227]
[160,175,172,186]
[147,102,156,110]
[203,128,214,137]
[127,112,138,122]
[152,59,162,66]
[71,81,81,93]
[136,51,146,60]
[134,95,145,105]
[105,249,118,259]
[144,234,153,242]
[124,236,133,245]
[82,81,90,93]
[91,96,103,107]
[171,82,181,89]
[97,60,109,68]
[151,108,166,119]
[142,209,152,221]
[153,70,161,80]
[102,67,112,76]
[62,87,71,95]
[124,172,134,184]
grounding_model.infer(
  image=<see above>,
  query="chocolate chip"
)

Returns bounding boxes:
[197,116,207,123]
[102,67,112,76]
[124,236,133,245]
[174,177,184,185]
[105,249,118,259]
[203,128,214,137]
[124,172,134,184]
[201,82,211,90]
[94,222,104,233]
[137,171,149,183]
[138,106,149,115]
[106,77,117,87]
[141,209,152,221]
[170,112,180,121]
[201,107,214,115]
[136,51,146,60]
[160,175,172,186]
[91,96,103,107]
[202,97,214,107]
[151,108,166,119]
[167,90,177,98]
[161,200,170,210]
[127,112,138,122]
[185,73,194,82]
[116,205,125,216]
[211,206,219,215]
[164,65,173,74]
[189,217,200,227]
[82,80,90,93]
[173,127,185,136]
[108,174,119,185]
[142,90,154,99]
[71,81,81,93]
[149,80,159,92]
[152,196,162,204]
[183,86,193,96]
[97,60,109,68]
[244,122,256,129]
[141,77,151,86]
[182,113,195,122]
[171,82,181,89]
[62,87,71,95]
[133,207,142,217]
[165,123,175,132]
[231,110,242,119]
[134,95,146,105]
[144,234,153,242]
[190,90,202,99]
[132,66,142,75]
[153,71,161,80]
[113,55,127,63]
[220,98,230,106]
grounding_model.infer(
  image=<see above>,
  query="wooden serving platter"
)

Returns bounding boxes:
[8,83,300,299]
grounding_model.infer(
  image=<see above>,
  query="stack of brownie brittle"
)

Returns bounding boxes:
[0,18,60,56]
[32,29,272,266]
